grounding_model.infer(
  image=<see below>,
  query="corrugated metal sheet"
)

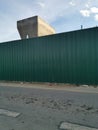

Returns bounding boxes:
[0,27,98,85]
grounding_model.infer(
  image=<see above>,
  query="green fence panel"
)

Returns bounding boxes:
[0,27,98,85]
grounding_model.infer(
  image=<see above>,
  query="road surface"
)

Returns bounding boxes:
[0,84,98,130]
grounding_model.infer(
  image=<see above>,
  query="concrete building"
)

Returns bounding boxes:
[17,16,55,39]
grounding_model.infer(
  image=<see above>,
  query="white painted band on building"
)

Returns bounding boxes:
[59,122,98,130]
[0,109,20,117]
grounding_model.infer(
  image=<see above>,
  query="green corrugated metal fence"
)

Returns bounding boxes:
[0,27,98,85]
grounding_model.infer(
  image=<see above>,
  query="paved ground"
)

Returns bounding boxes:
[0,83,98,130]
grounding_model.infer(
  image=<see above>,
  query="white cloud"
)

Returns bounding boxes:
[37,2,45,8]
[90,7,98,13]
[80,10,90,17]
[69,1,76,6]
[80,6,98,20]
[94,14,98,21]
[85,4,89,8]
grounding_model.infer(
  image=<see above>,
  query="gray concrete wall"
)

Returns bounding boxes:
[17,16,38,39]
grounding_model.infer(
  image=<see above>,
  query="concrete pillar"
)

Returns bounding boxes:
[17,16,55,39]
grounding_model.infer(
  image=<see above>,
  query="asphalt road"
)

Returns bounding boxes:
[0,85,98,130]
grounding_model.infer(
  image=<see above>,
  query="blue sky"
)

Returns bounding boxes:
[0,0,98,42]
